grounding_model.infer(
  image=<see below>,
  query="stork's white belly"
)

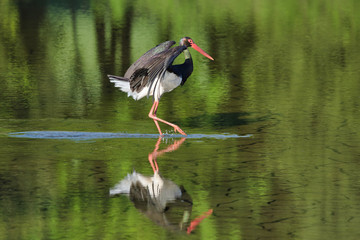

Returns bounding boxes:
[148,71,182,101]
[112,71,182,101]
[160,71,182,94]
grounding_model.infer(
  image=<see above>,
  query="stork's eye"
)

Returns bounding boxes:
[188,39,193,45]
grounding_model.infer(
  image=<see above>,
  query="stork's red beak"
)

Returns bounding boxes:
[191,43,214,61]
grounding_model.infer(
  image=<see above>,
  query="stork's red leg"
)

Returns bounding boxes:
[148,101,187,136]
[148,101,163,135]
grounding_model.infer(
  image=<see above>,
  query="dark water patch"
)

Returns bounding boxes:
[179,112,275,128]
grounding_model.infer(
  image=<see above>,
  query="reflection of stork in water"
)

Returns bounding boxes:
[110,137,212,233]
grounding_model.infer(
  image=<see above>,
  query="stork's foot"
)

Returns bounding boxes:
[148,101,187,136]
[173,125,187,136]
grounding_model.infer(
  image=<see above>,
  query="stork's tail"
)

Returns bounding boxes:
[108,74,131,94]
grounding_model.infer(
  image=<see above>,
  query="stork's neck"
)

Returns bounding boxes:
[167,48,193,86]
[179,49,193,85]
[184,48,191,60]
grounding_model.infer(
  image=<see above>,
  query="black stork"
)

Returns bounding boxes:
[108,37,214,136]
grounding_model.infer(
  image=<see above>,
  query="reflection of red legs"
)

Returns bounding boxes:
[148,137,162,173]
[147,137,211,233]
[148,137,186,174]
[187,209,213,234]
[148,101,187,136]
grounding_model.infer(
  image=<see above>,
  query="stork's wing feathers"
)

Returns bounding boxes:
[124,41,176,79]
[128,44,187,95]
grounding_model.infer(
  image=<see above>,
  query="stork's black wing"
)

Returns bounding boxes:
[124,41,176,79]
[127,44,187,95]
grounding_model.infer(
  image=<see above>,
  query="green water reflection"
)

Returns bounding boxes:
[1,0,360,239]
